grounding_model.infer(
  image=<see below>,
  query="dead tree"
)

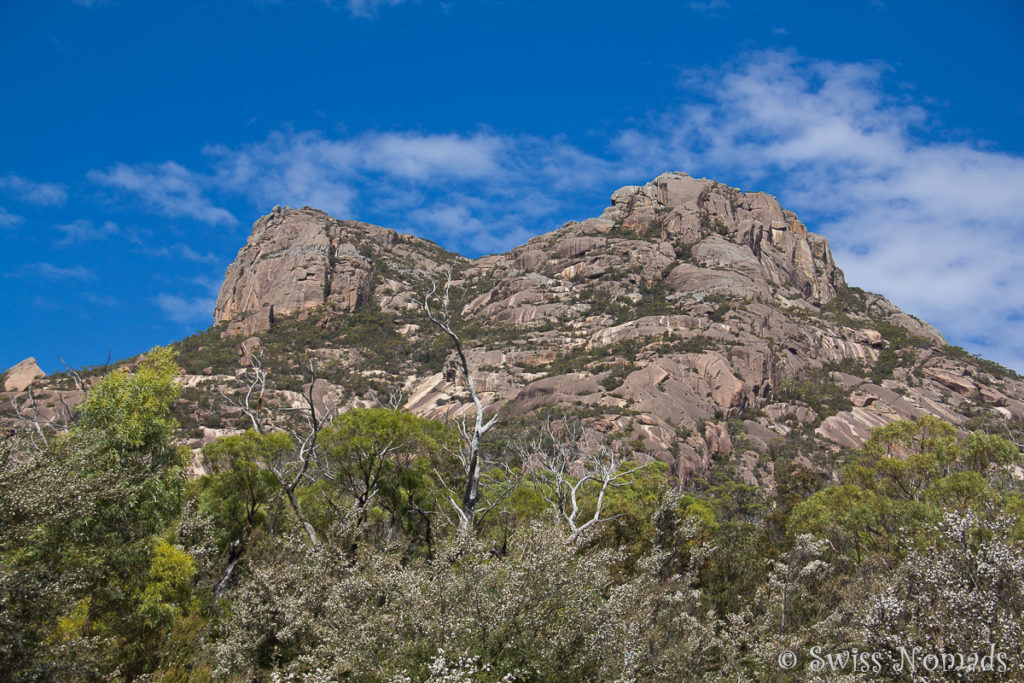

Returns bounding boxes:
[7,355,98,451]
[526,416,652,542]
[371,387,406,411]
[276,359,335,547]
[10,388,49,452]
[218,345,269,434]
[221,348,331,547]
[420,270,513,531]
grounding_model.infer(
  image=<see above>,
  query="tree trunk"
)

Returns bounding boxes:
[285,485,320,547]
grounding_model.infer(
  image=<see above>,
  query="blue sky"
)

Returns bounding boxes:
[2,0,1023,373]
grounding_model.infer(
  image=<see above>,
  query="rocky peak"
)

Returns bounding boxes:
[214,206,463,336]
[213,174,845,337]
[34,170,1007,488]
[3,357,45,392]
[601,172,844,303]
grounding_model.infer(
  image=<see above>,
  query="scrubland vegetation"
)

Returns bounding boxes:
[2,348,1023,681]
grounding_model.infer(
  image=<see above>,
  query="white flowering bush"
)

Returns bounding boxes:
[4,385,1022,683]
[861,509,1024,679]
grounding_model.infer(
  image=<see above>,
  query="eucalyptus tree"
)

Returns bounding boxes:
[419,269,518,531]
[219,345,333,547]
[1,347,190,680]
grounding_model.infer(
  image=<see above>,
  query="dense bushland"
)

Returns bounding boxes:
[2,351,1023,681]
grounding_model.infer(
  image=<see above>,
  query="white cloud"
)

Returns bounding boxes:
[407,200,533,254]
[101,124,633,255]
[0,207,23,227]
[156,293,217,325]
[56,219,119,245]
[191,275,224,296]
[617,50,1024,370]
[359,132,504,180]
[206,130,358,217]
[344,0,409,18]
[198,128,625,252]
[206,129,506,202]
[409,202,485,237]
[88,161,237,225]
[142,243,220,264]
[0,174,67,206]
[155,275,221,325]
[15,263,96,281]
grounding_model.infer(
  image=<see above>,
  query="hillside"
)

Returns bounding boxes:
[5,172,1024,681]
[5,171,1021,487]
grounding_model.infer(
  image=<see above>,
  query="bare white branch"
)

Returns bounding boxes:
[525,415,652,542]
[419,268,506,531]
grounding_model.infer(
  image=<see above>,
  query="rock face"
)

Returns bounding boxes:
[215,175,846,335]
[214,206,457,336]
[8,172,1021,488]
[4,357,44,392]
[604,173,846,303]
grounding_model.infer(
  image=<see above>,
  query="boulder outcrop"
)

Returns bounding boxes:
[4,357,44,392]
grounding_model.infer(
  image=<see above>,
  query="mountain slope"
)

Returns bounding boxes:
[5,172,1022,486]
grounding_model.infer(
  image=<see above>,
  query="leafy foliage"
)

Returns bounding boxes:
[0,347,189,680]
[3,343,1024,683]
[198,431,289,550]
[775,368,852,422]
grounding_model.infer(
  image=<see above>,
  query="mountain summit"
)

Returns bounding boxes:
[214,172,851,335]
[6,172,1021,486]
[190,171,1021,485]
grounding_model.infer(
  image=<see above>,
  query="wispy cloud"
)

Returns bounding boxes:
[193,275,223,293]
[0,207,23,227]
[688,0,729,15]
[142,243,221,264]
[204,129,508,201]
[88,161,237,225]
[14,262,97,281]
[156,274,221,325]
[199,127,633,252]
[56,219,119,245]
[359,132,505,179]
[407,199,534,254]
[88,123,634,254]
[0,174,68,206]
[156,293,217,325]
[85,293,119,307]
[205,130,360,218]
[343,0,409,19]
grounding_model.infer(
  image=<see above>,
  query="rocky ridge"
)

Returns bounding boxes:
[4,172,1021,486]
